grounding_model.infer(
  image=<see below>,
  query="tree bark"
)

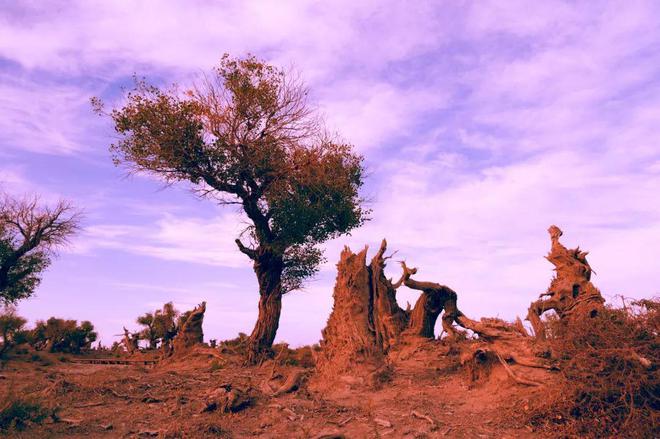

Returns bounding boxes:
[369,240,408,351]
[397,264,463,339]
[246,248,284,364]
[316,246,385,379]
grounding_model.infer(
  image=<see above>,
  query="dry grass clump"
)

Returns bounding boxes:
[217,334,318,368]
[530,298,659,438]
[0,394,57,431]
[274,343,318,368]
[218,332,249,356]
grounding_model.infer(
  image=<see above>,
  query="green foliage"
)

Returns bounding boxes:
[136,311,156,348]
[0,396,53,431]
[0,239,49,304]
[30,317,97,354]
[136,302,179,349]
[95,54,367,293]
[0,195,80,305]
[0,306,27,356]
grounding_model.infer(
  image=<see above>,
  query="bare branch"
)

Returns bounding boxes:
[235,238,257,260]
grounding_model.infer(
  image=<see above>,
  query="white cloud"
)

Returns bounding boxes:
[316,145,660,323]
[0,74,99,155]
[75,212,250,268]
[3,1,660,344]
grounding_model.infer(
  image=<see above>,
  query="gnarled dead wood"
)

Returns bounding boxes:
[527,226,605,338]
[494,351,543,387]
[172,302,206,354]
[316,246,385,379]
[271,370,303,396]
[370,239,409,351]
[398,261,463,339]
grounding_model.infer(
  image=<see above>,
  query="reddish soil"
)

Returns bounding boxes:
[1,341,555,438]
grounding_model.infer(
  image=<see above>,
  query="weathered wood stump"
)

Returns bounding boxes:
[527,225,605,338]
[316,240,471,383]
[316,246,385,380]
[172,301,206,354]
[317,238,556,388]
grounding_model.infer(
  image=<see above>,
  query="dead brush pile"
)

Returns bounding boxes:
[530,298,659,438]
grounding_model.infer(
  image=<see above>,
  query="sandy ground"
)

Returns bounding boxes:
[1,343,554,438]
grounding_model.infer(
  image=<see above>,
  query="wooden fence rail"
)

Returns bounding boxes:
[70,358,158,366]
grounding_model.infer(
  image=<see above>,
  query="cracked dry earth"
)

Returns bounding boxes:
[1,344,552,438]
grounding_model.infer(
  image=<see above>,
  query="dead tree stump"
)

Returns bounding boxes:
[317,239,560,388]
[316,247,384,379]
[172,301,206,354]
[317,239,471,381]
[370,240,409,351]
[527,226,605,338]
[121,327,139,354]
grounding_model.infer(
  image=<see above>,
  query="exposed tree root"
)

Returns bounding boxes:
[271,370,303,396]
[494,352,543,387]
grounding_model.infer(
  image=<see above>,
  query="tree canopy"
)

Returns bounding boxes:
[94,54,367,293]
[136,302,179,349]
[95,54,369,360]
[0,195,81,304]
[31,317,97,354]
[0,306,27,356]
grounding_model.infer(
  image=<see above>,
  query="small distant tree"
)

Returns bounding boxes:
[0,195,81,305]
[30,318,97,354]
[136,312,157,349]
[154,302,179,350]
[94,54,368,362]
[136,302,179,350]
[69,321,97,353]
[0,306,26,356]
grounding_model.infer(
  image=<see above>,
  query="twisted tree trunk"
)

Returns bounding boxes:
[246,248,284,364]
[369,240,409,351]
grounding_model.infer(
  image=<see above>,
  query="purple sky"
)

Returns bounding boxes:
[2,1,659,346]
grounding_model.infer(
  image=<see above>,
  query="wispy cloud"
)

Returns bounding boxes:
[3,1,660,344]
[0,73,100,155]
[75,213,250,268]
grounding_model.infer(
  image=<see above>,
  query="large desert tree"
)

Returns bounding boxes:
[0,195,81,304]
[94,55,367,362]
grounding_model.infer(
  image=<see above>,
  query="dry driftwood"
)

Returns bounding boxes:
[202,384,252,413]
[374,417,392,428]
[271,370,303,396]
